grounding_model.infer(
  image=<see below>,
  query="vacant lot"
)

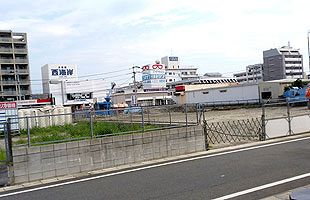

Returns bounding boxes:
[98,104,310,124]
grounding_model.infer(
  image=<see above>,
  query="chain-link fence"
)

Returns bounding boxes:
[5,100,310,147]
[202,99,310,146]
[263,100,310,138]
[8,104,200,146]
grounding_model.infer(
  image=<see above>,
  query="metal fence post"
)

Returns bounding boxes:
[287,101,292,135]
[202,119,209,150]
[196,103,199,124]
[261,104,266,141]
[4,119,13,163]
[185,104,188,127]
[147,106,150,124]
[141,107,144,132]
[26,116,31,147]
[168,106,171,126]
[90,111,94,138]
[130,110,133,125]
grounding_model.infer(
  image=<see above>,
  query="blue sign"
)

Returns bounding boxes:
[169,57,178,61]
[51,66,74,76]
[142,74,165,81]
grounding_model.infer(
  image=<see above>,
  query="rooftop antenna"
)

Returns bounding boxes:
[288,41,291,48]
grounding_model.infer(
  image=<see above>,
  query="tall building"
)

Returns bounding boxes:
[234,64,263,83]
[263,45,304,81]
[161,56,198,82]
[0,30,31,101]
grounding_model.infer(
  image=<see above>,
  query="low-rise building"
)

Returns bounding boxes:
[172,83,259,105]
[234,64,263,83]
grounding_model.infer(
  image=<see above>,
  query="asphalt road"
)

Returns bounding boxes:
[1,137,310,200]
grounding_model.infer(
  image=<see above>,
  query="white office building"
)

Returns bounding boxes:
[41,64,106,106]
[161,56,199,83]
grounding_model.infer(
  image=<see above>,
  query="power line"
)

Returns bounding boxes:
[28,67,133,82]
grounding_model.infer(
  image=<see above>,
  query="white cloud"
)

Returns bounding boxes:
[1,0,310,92]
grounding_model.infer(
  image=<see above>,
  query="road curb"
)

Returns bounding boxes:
[1,132,309,193]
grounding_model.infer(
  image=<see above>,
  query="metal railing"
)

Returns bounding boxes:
[0,48,13,53]
[14,49,27,53]
[0,38,12,43]
[0,59,14,64]
[15,58,28,63]
[1,80,16,85]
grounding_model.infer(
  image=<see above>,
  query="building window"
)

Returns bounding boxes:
[169,79,172,82]
[169,72,172,75]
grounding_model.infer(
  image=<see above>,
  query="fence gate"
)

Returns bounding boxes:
[203,118,263,148]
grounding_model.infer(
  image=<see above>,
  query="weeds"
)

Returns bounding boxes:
[15,121,158,145]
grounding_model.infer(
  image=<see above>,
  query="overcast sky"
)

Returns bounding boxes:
[1,0,310,92]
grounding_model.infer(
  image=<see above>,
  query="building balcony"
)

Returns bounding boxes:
[13,39,26,44]
[2,80,16,85]
[180,74,199,78]
[2,91,17,95]
[17,69,29,74]
[0,58,14,63]
[0,48,13,53]
[14,48,27,53]
[15,58,28,63]
[284,58,302,62]
[0,38,12,43]
[1,69,15,74]
[20,90,31,95]
[19,80,30,85]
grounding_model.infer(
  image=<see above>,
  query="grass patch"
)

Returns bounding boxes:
[0,149,6,161]
[15,121,158,145]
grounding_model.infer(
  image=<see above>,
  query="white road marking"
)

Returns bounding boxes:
[0,136,309,198]
[213,172,310,200]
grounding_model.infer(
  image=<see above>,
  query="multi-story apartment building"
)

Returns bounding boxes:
[0,30,31,101]
[161,56,199,82]
[263,45,304,81]
[234,64,263,83]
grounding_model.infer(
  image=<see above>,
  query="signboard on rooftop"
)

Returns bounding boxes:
[142,62,166,90]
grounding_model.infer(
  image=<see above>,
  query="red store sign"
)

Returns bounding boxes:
[0,102,17,109]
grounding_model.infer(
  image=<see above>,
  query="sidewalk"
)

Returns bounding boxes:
[261,184,310,200]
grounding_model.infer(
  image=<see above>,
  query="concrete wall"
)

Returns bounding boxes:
[11,126,205,184]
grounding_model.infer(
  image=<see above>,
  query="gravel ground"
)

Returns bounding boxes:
[96,104,310,124]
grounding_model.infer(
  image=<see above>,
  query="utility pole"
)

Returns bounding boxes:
[132,66,140,106]
[307,31,310,77]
